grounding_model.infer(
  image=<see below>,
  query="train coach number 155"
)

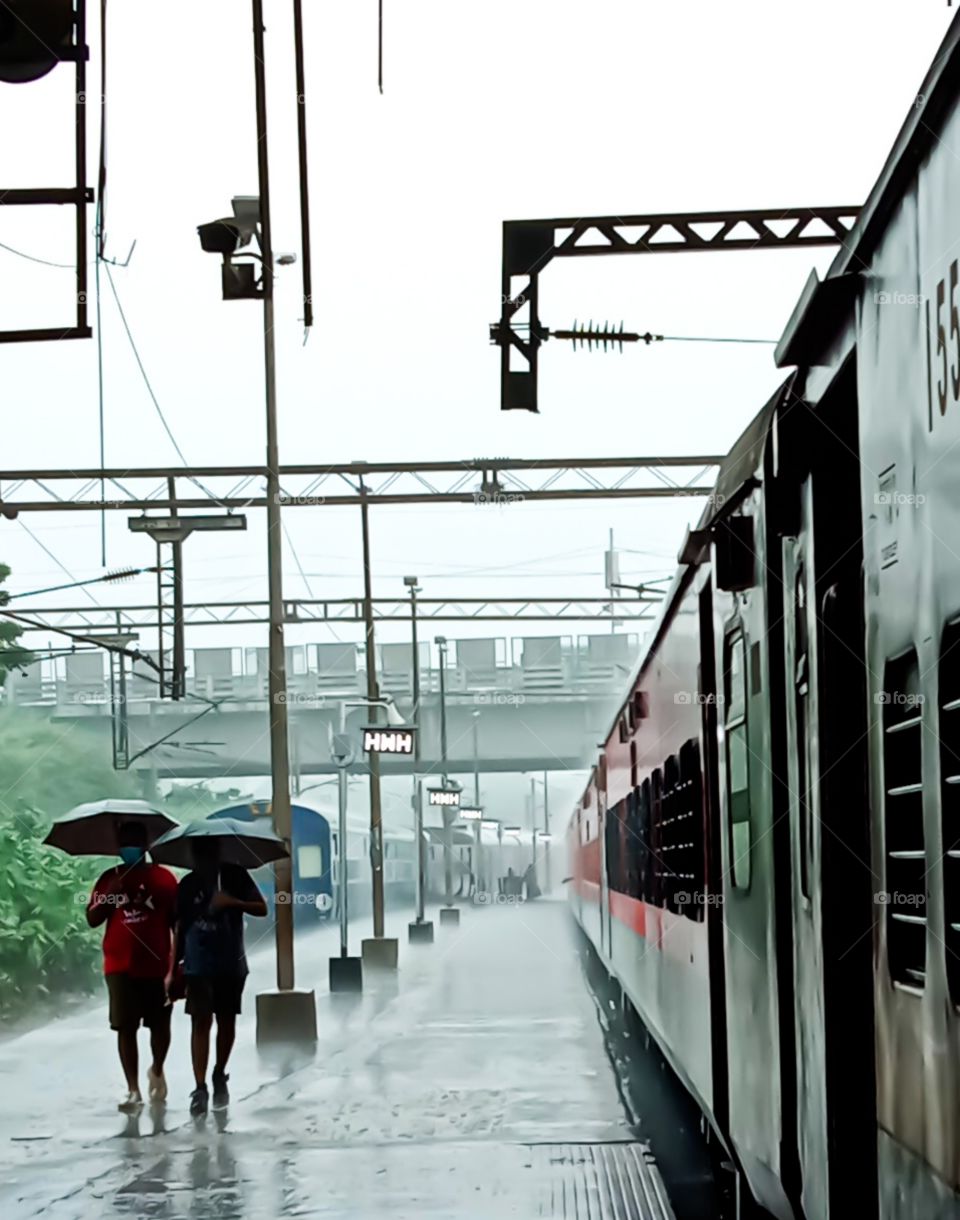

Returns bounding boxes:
[927,259,960,429]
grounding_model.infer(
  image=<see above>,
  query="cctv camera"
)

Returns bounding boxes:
[197,219,254,256]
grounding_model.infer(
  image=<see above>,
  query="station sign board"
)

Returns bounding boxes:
[362,727,415,755]
[428,788,461,808]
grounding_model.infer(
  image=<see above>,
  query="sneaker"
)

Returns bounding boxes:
[147,1066,167,1104]
[189,1085,208,1116]
[211,1069,230,1110]
[118,1090,143,1114]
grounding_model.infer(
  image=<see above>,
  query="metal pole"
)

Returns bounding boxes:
[443,806,454,906]
[543,770,551,892]
[253,0,295,992]
[472,710,481,892]
[415,778,425,922]
[530,778,537,873]
[472,712,480,805]
[291,0,314,331]
[338,762,349,957]
[474,818,482,897]
[409,582,426,923]
[609,526,616,635]
[437,637,452,905]
[438,639,448,782]
[360,493,386,939]
[166,477,186,701]
[410,585,421,744]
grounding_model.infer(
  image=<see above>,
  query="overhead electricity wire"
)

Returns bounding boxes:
[17,521,102,607]
[103,263,194,468]
[659,334,776,344]
[9,566,157,601]
[0,240,78,269]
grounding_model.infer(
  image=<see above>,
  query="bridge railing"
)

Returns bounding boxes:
[0,633,641,710]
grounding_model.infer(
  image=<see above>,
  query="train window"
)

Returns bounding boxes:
[630,740,638,788]
[939,623,960,1004]
[605,800,623,893]
[639,779,652,902]
[679,739,705,921]
[794,566,813,901]
[650,769,663,906]
[725,631,751,890]
[618,800,629,893]
[660,755,681,912]
[626,788,640,898]
[883,650,926,991]
[297,845,323,879]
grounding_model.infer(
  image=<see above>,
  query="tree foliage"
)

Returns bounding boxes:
[0,713,253,1017]
[0,713,134,1018]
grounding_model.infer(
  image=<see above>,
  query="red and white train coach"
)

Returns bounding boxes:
[569,12,960,1220]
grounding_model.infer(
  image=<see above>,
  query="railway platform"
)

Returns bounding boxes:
[0,899,679,1220]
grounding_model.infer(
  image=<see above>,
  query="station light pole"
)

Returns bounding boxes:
[461,806,483,900]
[482,819,501,895]
[328,732,362,992]
[471,709,481,805]
[435,635,448,784]
[525,774,552,891]
[191,0,319,1044]
[542,770,551,892]
[433,635,460,925]
[471,709,482,890]
[406,577,433,943]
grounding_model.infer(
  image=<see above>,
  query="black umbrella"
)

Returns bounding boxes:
[149,817,288,870]
[43,799,177,857]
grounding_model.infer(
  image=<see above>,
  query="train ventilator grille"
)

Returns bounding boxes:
[882,651,927,992]
[939,619,960,1004]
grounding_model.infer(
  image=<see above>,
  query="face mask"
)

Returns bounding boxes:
[118,847,144,867]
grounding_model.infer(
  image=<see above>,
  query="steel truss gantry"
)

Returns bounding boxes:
[8,596,660,636]
[0,453,723,515]
[489,205,860,411]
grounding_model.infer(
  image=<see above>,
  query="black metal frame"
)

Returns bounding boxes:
[0,0,93,343]
[490,206,859,412]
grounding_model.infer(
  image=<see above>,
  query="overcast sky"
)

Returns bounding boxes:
[2,1,955,811]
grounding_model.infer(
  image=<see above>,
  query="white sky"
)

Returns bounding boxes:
[2,1,956,813]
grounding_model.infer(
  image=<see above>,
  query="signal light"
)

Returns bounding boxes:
[0,0,75,84]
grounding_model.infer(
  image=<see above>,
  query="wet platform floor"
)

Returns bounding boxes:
[0,900,678,1219]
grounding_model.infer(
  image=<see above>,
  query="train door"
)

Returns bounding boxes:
[781,367,877,1220]
[783,491,829,1220]
[699,578,729,1138]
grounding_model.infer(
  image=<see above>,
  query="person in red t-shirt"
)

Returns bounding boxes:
[87,821,178,1113]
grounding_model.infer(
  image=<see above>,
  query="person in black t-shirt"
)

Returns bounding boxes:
[174,838,266,1115]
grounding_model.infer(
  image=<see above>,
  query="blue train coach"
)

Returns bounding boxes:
[207,798,333,926]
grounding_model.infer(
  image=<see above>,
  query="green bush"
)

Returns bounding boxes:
[0,711,252,1017]
[0,709,141,1015]
[0,808,103,1014]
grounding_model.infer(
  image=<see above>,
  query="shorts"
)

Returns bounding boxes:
[185,975,246,1019]
[106,974,170,1032]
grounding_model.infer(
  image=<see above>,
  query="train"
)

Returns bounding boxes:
[567,14,960,1220]
[209,798,535,924]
